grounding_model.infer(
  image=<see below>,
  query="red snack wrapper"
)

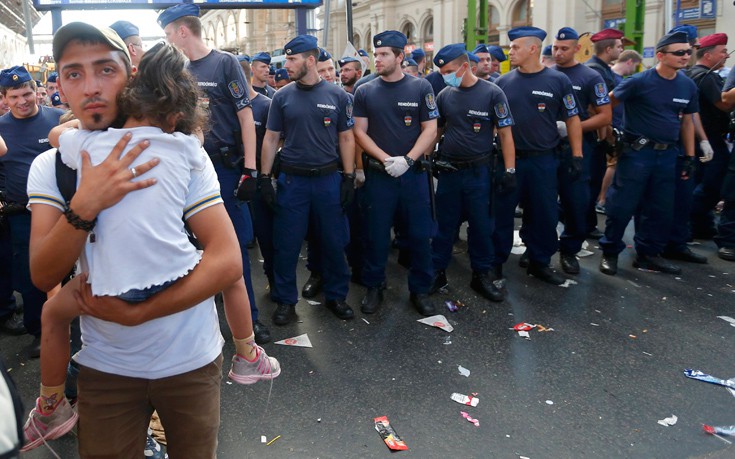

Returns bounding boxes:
[374,416,408,451]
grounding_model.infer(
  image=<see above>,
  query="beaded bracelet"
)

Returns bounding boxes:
[64,206,97,232]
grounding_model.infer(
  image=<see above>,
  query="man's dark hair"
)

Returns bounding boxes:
[696,45,715,60]
[239,59,252,81]
[390,47,405,63]
[450,54,470,67]
[171,16,202,37]
[301,48,320,61]
[118,42,207,135]
[0,80,36,97]
[593,38,616,56]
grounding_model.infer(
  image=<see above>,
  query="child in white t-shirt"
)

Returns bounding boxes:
[22,42,279,451]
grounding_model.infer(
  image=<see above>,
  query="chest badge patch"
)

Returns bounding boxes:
[473,122,481,133]
[404,115,412,127]
[324,116,332,127]
[537,103,546,112]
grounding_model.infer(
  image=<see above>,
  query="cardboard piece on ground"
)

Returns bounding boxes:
[417,315,454,333]
[274,333,312,348]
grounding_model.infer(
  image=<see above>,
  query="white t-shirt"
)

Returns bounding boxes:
[27,134,225,379]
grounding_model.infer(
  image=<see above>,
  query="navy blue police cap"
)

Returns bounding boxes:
[46,72,58,83]
[252,52,271,64]
[269,65,276,75]
[410,48,425,61]
[236,54,250,63]
[433,43,467,68]
[373,30,407,49]
[656,31,689,50]
[357,49,368,57]
[110,20,139,40]
[472,44,490,54]
[508,26,547,42]
[488,45,507,62]
[35,80,43,88]
[318,48,332,62]
[157,3,200,29]
[542,45,553,57]
[467,52,479,63]
[668,24,698,42]
[275,68,289,83]
[50,92,63,106]
[0,66,32,87]
[338,56,360,67]
[284,34,319,55]
[556,27,579,40]
[403,58,418,67]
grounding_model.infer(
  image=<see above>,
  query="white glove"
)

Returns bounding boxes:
[556,121,568,138]
[699,140,714,163]
[355,169,365,188]
[383,156,410,178]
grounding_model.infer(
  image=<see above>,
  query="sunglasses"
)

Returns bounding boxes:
[661,49,693,56]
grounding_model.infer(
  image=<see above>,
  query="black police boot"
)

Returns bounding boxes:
[430,270,448,294]
[599,254,618,276]
[518,251,530,268]
[587,228,604,240]
[718,247,735,262]
[527,262,565,285]
[633,254,681,274]
[493,264,504,280]
[272,303,296,326]
[253,320,272,344]
[662,247,708,264]
[409,293,436,316]
[560,253,580,274]
[360,285,384,314]
[301,272,323,299]
[470,272,503,302]
[325,300,355,320]
[397,249,411,269]
[1,311,26,336]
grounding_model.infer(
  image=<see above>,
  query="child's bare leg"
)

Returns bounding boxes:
[598,165,616,205]
[222,277,256,359]
[39,276,84,411]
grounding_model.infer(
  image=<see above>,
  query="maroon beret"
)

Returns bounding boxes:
[698,33,728,48]
[590,28,624,42]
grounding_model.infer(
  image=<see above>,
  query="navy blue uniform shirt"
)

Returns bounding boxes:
[353,75,438,157]
[725,69,735,92]
[611,72,625,128]
[436,79,514,159]
[0,106,63,204]
[250,92,272,171]
[187,49,252,154]
[553,63,609,121]
[614,68,699,144]
[425,71,447,99]
[496,67,578,152]
[267,80,354,167]
[254,85,276,98]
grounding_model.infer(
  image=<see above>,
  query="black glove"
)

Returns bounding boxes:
[568,156,583,181]
[258,175,277,209]
[497,171,517,195]
[681,156,696,180]
[235,168,257,202]
[340,173,355,210]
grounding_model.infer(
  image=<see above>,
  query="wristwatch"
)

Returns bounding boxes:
[404,155,415,167]
[505,168,516,174]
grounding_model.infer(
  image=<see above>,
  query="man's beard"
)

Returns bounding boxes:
[290,62,308,81]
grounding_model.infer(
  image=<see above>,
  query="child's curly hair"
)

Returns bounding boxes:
[118,42,208,135]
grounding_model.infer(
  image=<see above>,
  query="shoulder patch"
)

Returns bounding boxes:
[494,103,509,119]
[425,93,436,111]
[563,94,577,110]
[346,102,353,119]
[594,82,608,98]
[228,80,245,99]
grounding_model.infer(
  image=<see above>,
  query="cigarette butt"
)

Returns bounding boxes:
[266,435,281,446]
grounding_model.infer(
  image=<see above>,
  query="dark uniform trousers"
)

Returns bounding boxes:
[271,172,350,305]
[558,138,593,255]
[0,218,17,320]
[211,157,260,322]
[599,145,678,256]
[715,147,735,249]
[8,212,45,336]
[432,165,494,273]
[690,135,730,236]
[665,156,696,253]
[586,140,609,233]
[251,183,275,295]
[493,151,560,267]
[362,168,434,294]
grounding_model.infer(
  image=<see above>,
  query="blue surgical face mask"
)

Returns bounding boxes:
[442,65,465,87]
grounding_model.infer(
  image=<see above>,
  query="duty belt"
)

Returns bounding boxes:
[443,154,491,170]
[623,135,672,151]
[279,162,339,177]
[515,149,555,159]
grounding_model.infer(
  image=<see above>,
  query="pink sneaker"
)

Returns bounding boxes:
[21,396,78,452]
[228,346,281,384]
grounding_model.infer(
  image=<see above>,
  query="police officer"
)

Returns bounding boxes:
[429,43,515,301]
[552,27,612,274]
[0,133,23,336]
[0,66,63,354]
[402,58,420,77]
[338,56,362,93]
[599,31,698,275]
[358,49,371,76]
[259,34,356,325]
[471,44,494,80]
[687,34,734,242]
[159,3,270,342]
[493,26,583,285]
[717,69,735,261]
[467,52,480,75]
[488,45,506,79]
[274,68,290,89]
[110,20,144,67]
[251,52,277,98]
[317,48,338,84]
[410,48,426,75]
[541,45,554,67]
[425,64,447,96]
[45,72,58,96]
[353,30,438,316]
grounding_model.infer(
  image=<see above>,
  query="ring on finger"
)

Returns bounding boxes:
[130,167,137,178]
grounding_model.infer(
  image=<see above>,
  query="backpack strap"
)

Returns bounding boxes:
[54,149,77,205]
